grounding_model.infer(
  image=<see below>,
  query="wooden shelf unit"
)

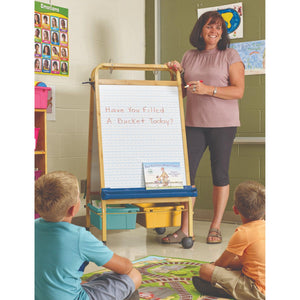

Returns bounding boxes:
[35,109,47,176]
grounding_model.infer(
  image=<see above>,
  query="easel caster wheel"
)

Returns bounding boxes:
[155,227,166,235]
[181,237,194,249]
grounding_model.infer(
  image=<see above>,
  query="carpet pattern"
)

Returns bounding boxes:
[82,255,233,299]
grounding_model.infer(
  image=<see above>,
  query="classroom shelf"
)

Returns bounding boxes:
[35,109,47,178]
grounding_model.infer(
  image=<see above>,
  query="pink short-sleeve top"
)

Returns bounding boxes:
[181,47,242,127]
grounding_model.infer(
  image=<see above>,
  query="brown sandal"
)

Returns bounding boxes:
[206,228,222,244]
[162,229,194,244]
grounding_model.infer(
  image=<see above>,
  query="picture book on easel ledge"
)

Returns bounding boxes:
[143,162,183,190]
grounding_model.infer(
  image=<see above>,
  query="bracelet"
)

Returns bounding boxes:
[212,87,217,96]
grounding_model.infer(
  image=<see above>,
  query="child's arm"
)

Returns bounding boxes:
[214,250,242,270]
[103,253,133,275]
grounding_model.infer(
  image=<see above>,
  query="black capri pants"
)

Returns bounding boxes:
[186,127,237,186]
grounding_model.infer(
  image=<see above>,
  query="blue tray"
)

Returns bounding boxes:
[101,186,197,200]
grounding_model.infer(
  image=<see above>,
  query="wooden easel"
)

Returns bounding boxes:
[85,63,196,248]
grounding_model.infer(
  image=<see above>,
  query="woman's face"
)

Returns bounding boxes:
[201,18,223,50]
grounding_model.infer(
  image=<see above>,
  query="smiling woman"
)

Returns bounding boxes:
[189,11,230,51]
[165,11,245,245]
[201,23,223,50]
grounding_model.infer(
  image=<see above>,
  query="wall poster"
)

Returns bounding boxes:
[231,40,265,75]
[197,2,243,39]
[34,1,69,76]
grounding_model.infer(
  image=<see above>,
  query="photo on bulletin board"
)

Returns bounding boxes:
[34,1,69,76]
[34,28,41,41]
[34,42,41,57]
[197,2,243,39]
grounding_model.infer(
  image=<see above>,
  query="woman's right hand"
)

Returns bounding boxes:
[166,60,183,73]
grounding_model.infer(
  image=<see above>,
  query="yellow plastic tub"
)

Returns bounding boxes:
[136,203,184,228]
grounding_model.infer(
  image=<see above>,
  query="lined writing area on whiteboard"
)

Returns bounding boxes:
[99,84,187,188]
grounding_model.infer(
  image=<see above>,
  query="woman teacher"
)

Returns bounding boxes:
[164,11,244,244]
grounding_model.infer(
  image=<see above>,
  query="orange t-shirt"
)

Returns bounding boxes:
[226,220,265,294]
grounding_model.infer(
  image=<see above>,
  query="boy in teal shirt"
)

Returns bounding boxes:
[35,171,141,300]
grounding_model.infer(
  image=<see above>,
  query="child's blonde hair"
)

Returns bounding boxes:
[35,171,79,222]
[234,181,265,221]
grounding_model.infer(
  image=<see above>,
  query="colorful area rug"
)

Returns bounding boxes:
[82,255,233,300]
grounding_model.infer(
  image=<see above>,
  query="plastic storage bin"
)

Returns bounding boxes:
[88,203,139,230]
[35,86,51,109]
[135,203,184,228]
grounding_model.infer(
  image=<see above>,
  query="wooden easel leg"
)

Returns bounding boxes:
[102,201,107,244]
[86,79,95,230]
[188,197,194,238]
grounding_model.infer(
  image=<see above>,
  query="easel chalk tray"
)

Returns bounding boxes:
[85,63,197,248]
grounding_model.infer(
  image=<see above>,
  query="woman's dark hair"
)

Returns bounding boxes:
[190,11,230,51]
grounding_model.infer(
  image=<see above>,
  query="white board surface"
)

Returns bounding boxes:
[92,84,187,189]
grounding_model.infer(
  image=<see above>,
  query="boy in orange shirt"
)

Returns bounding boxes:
[193,181,265,300]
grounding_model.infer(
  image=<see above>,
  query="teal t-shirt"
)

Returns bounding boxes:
[35,218,114,300]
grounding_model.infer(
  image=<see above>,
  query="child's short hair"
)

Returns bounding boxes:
[234,181,265,221]
[35,171,79,222]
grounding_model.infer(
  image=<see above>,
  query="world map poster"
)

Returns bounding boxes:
[34,1,69,76]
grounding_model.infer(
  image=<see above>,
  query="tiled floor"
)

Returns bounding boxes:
[83,220,240,275]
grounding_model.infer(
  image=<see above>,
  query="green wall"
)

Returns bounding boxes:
[145,0,265,214]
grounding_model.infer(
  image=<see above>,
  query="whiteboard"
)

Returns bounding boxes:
[92,84,187,189]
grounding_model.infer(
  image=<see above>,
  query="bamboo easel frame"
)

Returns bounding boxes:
[85,63,194,244]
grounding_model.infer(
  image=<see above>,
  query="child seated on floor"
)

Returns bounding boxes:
[35,171,141,300]
[192,181,265,300]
